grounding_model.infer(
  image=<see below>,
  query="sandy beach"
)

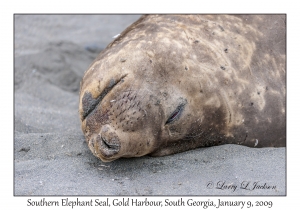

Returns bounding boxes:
[14,15,286,196]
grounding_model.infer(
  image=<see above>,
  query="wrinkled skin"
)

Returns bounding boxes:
[79,15,286,162]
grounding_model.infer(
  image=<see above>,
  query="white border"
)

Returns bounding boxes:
[4,0,298,209]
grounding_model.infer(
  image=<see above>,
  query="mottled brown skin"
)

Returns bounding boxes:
[79,15,286,162]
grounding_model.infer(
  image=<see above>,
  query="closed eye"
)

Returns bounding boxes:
[81,74,127,120]
[165,104,185,124]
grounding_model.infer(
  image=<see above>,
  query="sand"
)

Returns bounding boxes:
[14,14,286,196]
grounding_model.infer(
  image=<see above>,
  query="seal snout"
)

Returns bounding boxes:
[98,134,120,157]
[92,124,121,160]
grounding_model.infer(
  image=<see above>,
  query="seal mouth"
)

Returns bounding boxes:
[81,74,127,121]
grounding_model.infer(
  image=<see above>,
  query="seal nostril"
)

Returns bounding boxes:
[98,134,120,158]
[101,136,113,149]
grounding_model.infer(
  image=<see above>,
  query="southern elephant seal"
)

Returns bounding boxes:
[79,15,286,162]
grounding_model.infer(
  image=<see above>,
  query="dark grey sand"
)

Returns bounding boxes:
[14,15,286,196]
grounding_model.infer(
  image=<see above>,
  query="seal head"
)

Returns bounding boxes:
[79,15,286,162]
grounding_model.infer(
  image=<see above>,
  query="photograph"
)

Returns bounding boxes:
[14,14,286,197]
